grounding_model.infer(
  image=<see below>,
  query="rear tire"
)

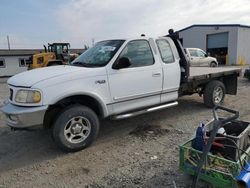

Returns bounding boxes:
[52,104,99,152]
[210,61,217,67]
[203,80,225,107]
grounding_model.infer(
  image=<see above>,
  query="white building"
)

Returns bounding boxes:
[0,49,84,77]
[0,49,39,77]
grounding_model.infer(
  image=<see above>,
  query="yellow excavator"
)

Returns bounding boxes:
[27,43,79,69]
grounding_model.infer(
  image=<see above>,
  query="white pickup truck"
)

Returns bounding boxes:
[185,48,218,67]
[1,31,241,152]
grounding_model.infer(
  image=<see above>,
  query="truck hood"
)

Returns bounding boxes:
[8,65,85,87]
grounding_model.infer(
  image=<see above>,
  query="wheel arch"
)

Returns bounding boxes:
[210,61,218,67]
[43,93,108,129]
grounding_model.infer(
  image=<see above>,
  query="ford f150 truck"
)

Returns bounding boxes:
[1,30,241,152]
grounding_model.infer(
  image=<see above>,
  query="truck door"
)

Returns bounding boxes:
[107,39,163,114]
[155,38,180,103]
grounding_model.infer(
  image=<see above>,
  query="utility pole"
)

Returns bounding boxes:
[7,35,10,50]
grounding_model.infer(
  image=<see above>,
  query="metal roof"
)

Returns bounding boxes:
[178,24,250,33]
[0,49,41,56]
[0,49,85,56]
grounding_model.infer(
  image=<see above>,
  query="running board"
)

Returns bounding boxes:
[111,101,178,120]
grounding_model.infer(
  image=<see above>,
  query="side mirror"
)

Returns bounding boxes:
[112,57,131,69]
[205,54,208,57]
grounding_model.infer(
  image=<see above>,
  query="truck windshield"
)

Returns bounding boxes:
[71,40,125,67]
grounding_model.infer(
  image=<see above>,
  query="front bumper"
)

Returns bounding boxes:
[0,102,48,129]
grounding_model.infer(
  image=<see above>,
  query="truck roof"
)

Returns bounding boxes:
[97,36,170,42]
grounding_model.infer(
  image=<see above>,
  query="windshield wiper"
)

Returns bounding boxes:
[71,61,103,67]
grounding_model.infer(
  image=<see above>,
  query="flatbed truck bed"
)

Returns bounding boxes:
[189,66,241,80]
[180,66,241,102]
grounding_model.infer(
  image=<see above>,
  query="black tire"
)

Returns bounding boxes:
[52,104,99,152]
[203,80,226,107]
[210,61,217,67]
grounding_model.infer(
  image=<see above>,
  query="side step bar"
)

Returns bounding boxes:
[112,101,178,120]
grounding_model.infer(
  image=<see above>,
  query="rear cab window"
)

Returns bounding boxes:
[156,39,175,63]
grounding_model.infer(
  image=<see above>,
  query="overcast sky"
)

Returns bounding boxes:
[1,0,250,49]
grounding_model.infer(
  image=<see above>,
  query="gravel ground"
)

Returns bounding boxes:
[0,77,249,188]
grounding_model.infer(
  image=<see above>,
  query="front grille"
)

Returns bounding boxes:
[9,88,13,101]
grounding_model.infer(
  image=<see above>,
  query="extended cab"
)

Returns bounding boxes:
[1,31,241,152]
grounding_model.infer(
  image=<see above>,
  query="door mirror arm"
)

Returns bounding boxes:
[112,57,131,69]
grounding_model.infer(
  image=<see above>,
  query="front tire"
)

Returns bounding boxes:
[203,80,225,107]
[52,105,99,152]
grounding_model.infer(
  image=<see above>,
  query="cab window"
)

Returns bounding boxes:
[197,50,206,57]
[56,45,63,54]
[119,40,154,68]
[189,49,198,57]
[156,39,175,63]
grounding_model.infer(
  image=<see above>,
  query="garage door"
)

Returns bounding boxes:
[207,32,228,49]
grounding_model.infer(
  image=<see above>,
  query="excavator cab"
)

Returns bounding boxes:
[47,43,70,60]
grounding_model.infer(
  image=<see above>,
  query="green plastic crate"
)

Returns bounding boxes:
[179,139,250,188]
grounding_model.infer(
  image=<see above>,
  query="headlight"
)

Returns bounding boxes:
[15,90,41,103]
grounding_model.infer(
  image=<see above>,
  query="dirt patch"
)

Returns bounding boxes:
[129,124,170,140]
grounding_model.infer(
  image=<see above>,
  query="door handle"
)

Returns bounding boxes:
[152,72,161,77]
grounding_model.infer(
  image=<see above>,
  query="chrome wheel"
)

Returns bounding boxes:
[213,87,223,104]
[64,116,91,144]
